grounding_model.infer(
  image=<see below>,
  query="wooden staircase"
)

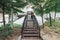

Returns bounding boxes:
[23,26,39,37]
[21,15,42,40]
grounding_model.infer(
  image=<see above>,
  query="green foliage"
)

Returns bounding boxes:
[34,8,41,15]
[0,0,27,14]
[45,19,60,28]
[0,23,21,39]
[13,8,25,13]
[52,20,60,28]
[26,0,45,16]
[45,19,54,26]
[0,23,21,40]
[0,23,12,40]
[26,0,44,5]
[27,0,60,14]
[13,23,22,28]
[44,0,60,13]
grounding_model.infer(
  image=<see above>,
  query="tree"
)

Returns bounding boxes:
[0,0,27,27]
[9,0,27,27]
[26,0,45,28]
[53,0,60,21]
[26,0,60,27]
[44,0,60,26]
[0,0,12,27]
[43,0,54,26]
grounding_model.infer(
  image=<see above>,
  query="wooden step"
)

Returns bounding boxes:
[24,27,37,29]
[23,30,38,33]
[23,28,37,31]
[23,34,39,37]
[22,37,41,40]
[22,37,40,39]
[23,31,38,34]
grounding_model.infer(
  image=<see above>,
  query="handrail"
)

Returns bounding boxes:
[33,15,40,38]
[21,15,27,38]
[34,16,43,40]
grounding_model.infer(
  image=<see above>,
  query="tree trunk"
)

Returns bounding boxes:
[54,11,56,21]
[40,5,44,28]
[54,4,56,21]
[8,12,11,23]
[49,12,52,26]
[42,15,44,28]
[2,4,5,27]
[11,8,13,28]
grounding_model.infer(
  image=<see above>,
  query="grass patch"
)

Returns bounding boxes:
[45,19,60,28]
[52,20,60,28]
[13,23,22,28]
[45,19,54,26]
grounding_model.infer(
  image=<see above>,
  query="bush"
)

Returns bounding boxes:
[0,23,13,40]
[0,23,22,40]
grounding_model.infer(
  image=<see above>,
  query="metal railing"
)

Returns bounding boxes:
[33,15,43,40]
[33,16,40,38]
[21,15,27,38]
[21,15,43,40]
